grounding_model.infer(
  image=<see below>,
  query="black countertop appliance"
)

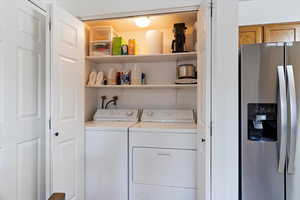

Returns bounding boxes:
[172,23,187,53]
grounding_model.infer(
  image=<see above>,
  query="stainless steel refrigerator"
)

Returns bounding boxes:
[240,42,300,200]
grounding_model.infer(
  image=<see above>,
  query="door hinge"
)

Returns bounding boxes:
[209,2,213,18]
[210,121,213,136]
[49,21,52,30]
[48,119,52,130]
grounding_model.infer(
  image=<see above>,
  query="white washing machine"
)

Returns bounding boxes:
[85,109,140,200]
[129,109,198,200]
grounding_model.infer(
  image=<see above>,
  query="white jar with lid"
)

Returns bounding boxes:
[145,30,163,54]
[131,64,142,85]
[107,68,117,85]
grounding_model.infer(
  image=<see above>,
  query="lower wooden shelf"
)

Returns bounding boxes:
[86,84,197,89]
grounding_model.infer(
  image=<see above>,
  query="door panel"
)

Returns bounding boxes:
[56,140,77,199]
[17,48,41,118]
[239,26,263,46]
[285,41,300,200]
[0,0,46,200]
[58,56,78,121]
[50,5,85,200]
[17,139,41,200]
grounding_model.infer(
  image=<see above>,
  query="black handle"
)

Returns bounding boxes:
[54,132,59,137]
[202,138,206,142]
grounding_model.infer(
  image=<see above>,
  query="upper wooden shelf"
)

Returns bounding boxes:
[86,52,197,64]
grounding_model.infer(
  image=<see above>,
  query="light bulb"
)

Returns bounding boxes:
[135,17,151,28]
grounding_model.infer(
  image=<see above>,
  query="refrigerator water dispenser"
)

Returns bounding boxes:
[247,104,277,141]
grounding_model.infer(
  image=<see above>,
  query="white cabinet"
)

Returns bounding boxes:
[85,130,128,200]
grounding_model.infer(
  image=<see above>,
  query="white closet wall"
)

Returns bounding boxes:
[86,60,197,120]
[85,60,98,121]
[53,0,202,18]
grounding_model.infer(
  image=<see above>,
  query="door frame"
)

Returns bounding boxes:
[77,4,211,200]
[78,5,201,21]
[211,1,239,200]
[44,4,52,199]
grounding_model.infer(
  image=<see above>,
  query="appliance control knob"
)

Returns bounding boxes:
[127,111,134,116]
[147,111,154,116]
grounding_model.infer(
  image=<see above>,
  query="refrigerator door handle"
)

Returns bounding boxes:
[286,65,297,174]
[278,66,288,173]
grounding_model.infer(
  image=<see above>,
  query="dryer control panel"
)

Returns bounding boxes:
[141,109,195,123]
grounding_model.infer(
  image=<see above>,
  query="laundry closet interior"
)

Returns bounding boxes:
[84,10,202,120]
[81,7,208,200]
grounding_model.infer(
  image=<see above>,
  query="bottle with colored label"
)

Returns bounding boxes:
[128,39,136,55]
[112,37,122,55]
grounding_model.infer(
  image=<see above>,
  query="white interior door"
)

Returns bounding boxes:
[0,0,47,200]
[50,5,85,200]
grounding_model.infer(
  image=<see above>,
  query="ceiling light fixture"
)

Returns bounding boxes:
[135,17,151,28]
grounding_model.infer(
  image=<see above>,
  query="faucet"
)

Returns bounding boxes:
[100,96,107,109]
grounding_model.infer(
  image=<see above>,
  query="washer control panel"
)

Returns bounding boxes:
[93,109,139,122]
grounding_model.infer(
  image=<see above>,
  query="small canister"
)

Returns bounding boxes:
[176,64,196,79]
[121,44,128,55]
[116,72,121,85]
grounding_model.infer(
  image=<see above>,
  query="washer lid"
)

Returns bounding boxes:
[85,121,137,131]
[93,109,139,122]
[141,109,195,123]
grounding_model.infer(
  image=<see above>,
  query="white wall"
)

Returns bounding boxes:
[45,0,300,25]
[212,0,239,200]
[239,0,300,25]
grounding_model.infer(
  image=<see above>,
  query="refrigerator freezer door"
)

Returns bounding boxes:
[240,43,285,200]
[285,42,300,200]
